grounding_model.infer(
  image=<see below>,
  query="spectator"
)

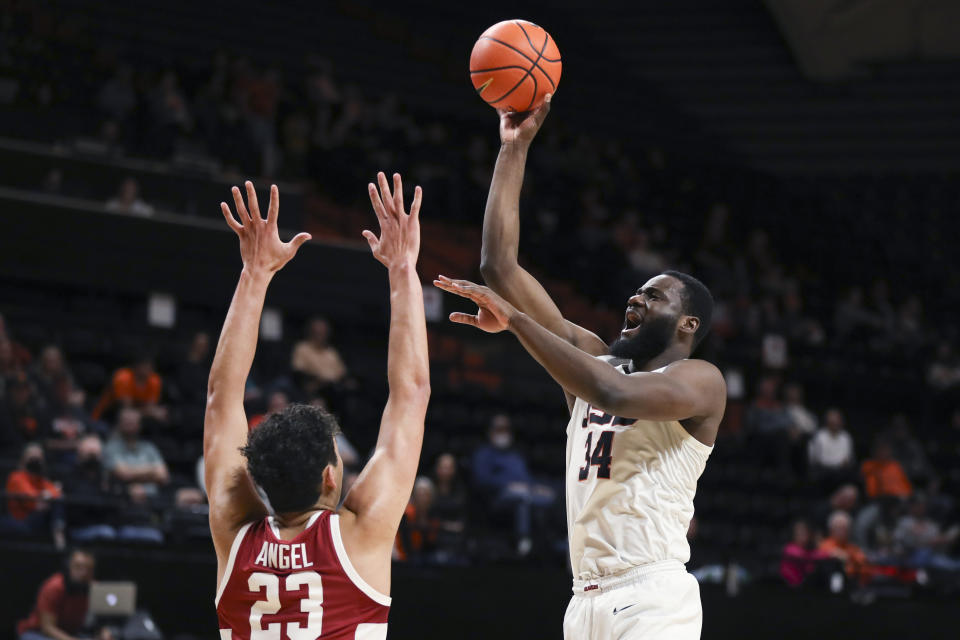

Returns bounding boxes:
[472,414,556,556]
[818,510,870,584]
[0,313,32,369]
[102,408,169,497]
[885,414,930,482]
[0,375,51,456]
[92,354,166,422]
[811,484,860,534]
[781,519,830,587]
[808,408,855,487]
[927,341,960,392]
[248,390,290,430]
[105,177,154,217]
[397,476,438,562]
[745,376,791,434]
[17,548,96,640]
[861,439,912,499]
[1,443,65,547]
[432,452,467,558]
[44,373,96,465]
[783,382,817,437]
[291,317,349,396]
[29,345,75,407]
[175,331,211,407]
[63,435,119,542]
[893,495,960,571]
[98,64,136,120]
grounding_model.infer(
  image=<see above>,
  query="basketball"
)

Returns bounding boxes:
[469,20,561,113]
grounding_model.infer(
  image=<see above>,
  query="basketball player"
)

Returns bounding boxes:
[433,95,725,640]
[205,174,429,639]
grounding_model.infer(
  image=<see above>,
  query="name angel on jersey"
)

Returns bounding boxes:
[253,541,315,571]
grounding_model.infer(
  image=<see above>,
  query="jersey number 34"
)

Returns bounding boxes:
[578,430,614,480]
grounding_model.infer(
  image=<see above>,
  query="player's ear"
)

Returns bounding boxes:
[679,315,700,339]
[321,465,337,493]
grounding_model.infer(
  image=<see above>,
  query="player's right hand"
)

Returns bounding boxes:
[220,181,311,274]
[499,93,551,146]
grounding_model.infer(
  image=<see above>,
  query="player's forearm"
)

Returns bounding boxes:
[508,312,687,418]
[207,268,272,405]
[480,143,528,277]
[386,261,430,398]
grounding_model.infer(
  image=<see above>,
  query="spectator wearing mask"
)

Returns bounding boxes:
[472,414,555,557]
[93,354,166,423]
[861,439,912,499]
[18,548,96,640]
[102,408,169,498]
[2,443,65,547]
[819,510,870,584]
[63,435,119,542]
[781,519,830,587]
[808,408,855,488]
[291,317,349,397]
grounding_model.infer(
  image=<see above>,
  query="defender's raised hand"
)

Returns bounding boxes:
[364,172,422,269]
[433,275,518,333]
[499,93,552,146]
[220,181,311,273]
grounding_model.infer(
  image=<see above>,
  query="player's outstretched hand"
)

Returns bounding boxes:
[433,275,518,333]
[499,93,551,146]
[364,171,422,269]
[221,181,311,274]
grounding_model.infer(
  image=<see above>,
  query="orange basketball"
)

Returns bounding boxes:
[469,20,561,113]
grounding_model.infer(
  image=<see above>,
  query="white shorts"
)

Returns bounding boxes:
[563,560,702,640]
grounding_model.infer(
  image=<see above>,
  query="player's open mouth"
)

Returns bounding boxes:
[624,308,643,330]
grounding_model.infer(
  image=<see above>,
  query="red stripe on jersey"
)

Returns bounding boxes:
[216,510,389,639]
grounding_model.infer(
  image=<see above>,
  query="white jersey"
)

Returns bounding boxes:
[565,362,712,581]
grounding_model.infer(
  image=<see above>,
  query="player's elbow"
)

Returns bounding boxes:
[393,380,431,406]
[479,256,514,286]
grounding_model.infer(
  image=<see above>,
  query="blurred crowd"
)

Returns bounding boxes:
[2,1,960,609]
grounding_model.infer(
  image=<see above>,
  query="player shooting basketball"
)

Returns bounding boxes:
[204,174,428,639]
[434,96,726,640]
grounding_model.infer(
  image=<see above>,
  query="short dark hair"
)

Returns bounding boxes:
[241,404,340,513]
[662,270,714,349]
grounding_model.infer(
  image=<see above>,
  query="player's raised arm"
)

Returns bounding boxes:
[434,277,725,442]
[340,173,430,559]
[480,97,607,409]
[204,182,311,564]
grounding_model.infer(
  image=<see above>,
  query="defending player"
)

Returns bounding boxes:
[433,96,725,640]
[204,174,428,639]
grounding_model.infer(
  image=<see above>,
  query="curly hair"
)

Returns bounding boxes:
[241,404,340,513]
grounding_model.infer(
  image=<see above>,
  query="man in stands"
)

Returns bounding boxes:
[18,548,95,640]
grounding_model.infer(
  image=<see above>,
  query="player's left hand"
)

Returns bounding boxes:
[364,171,422,269]
[433,275,517,333]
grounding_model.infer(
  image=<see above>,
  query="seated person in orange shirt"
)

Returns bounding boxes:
[92,353,167,423]
[1,443,65,547]
[861,439,912,499]
[819,510,870,584]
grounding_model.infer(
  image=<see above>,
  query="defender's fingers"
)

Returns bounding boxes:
[221,202,243,232]
[231,186,250,220]
[449,312,480,327]
[267,184,280,225]
[289,232,311,251]
[410,185,423,219]
[393,173,404,215]
[245,181,261,219]
[361,229,379,250]
[368,183,388,223]
[377,172,392,210]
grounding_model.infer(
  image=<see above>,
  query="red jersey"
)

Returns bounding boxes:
[216,510,390,639]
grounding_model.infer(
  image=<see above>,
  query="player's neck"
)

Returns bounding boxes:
[273,498,338,530]
[633,344,689,372]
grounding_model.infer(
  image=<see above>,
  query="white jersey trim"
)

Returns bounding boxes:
[215,521,252,607]
[329,514,393,606]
